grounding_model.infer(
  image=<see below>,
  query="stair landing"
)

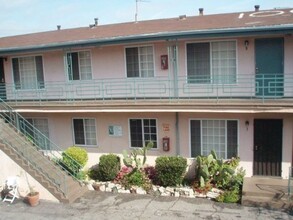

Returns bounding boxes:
[242,177,293,210]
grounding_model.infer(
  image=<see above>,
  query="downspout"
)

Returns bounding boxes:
[175,112,180,156]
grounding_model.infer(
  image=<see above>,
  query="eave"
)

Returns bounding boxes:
[0,24,293,56]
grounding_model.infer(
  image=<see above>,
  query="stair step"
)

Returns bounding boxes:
[0,119,88,203]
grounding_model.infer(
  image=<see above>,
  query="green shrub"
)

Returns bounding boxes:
[155,156,187,187]
[124,170,144,187]
[62,146,88,176]
[122,169,152,191]
[89,154,121,181]
[215,190,240,203]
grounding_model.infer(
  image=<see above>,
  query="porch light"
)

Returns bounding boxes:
[245,120,249,130]
[244,40,249,50]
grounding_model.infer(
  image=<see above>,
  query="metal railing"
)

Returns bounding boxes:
[0,98,83,194]
[0,73,292,105]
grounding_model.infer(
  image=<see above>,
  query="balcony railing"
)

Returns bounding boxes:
[0,73,292,104]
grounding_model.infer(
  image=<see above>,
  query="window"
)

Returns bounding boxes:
[67,51,92,80]
[129,119,157,148]
[190,119,238,159]
[126,46,154,77]
[187,41,236,84]
[73,118,97,146]
[20,118,50,150]
[12,56,44,90]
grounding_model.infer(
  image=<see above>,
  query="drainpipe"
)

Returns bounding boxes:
[175,112,180,155]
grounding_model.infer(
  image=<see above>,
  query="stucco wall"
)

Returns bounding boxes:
[4,35,291,83]
[0,149,59,203]
[21,112,293,179]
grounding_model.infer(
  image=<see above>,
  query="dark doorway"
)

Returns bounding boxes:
[0,58,6,100]
[255,38,284,97]
[253,119,282,176]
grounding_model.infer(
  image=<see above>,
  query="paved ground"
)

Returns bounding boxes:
[0,191,292,220]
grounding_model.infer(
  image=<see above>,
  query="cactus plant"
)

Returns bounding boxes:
[122,142,153,170]
[195,150,240,189]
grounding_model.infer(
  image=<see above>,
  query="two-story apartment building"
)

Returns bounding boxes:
[0,6,293,181]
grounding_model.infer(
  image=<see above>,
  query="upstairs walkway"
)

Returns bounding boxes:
[242,177,293,211]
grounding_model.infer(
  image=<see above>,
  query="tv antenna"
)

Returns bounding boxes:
[135,0,150,22]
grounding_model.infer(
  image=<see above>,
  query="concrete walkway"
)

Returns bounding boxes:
[242,177,293,211]
[0,191,292,220]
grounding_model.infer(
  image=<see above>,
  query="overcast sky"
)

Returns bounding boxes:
[0,0,292,38]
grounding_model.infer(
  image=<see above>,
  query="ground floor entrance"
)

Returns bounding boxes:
[253,119,283,176]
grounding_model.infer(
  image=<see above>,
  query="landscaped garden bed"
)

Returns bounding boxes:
[63,143,245,203]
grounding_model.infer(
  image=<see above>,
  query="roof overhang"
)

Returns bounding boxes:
[0,24,293,56]
[13,108,293,114]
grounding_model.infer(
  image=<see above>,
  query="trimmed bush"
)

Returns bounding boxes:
[89,154,121,181]
[62,146,88,177]
[155,156,187,187]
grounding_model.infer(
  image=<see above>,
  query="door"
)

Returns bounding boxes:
[0,58,6,100]
[253,119,282,176]
[255,38,284,97]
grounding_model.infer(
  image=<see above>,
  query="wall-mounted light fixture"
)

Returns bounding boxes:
[245,120,249,130]
[244,40,249,50]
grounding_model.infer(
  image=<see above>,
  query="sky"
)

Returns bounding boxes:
[0,0,293,38]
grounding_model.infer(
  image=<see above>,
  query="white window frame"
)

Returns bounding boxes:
[72,118,97,147]
[125,45,155,78]
[128,118,158,149]
[23,117,50,149]
[11,54,45,90]
[66,50,93,81]
[189,118,239,159]
[185,40,238,84]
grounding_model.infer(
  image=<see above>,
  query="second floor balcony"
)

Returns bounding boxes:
[0,73,292,108]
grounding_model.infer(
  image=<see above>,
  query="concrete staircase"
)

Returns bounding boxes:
[0,117,88,203]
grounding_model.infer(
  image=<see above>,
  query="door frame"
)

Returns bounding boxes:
[253,119,283,176]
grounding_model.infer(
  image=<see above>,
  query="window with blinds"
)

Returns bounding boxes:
[190,119,238,159]
[187,41,236,84]
[12,56,44,90]
[126,46,154,78]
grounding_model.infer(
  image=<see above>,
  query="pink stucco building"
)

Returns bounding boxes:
[0,6,293,200]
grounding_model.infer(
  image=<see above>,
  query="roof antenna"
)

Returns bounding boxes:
[135,0,150,23]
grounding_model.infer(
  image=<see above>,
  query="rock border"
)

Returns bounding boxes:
[86,180,223,199]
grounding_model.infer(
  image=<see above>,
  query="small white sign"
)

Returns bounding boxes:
[108,125,122,136]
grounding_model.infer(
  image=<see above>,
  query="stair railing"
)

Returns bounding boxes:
[0,98,83,194]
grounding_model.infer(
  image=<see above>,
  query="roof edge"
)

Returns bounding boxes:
[1,24,293,55]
